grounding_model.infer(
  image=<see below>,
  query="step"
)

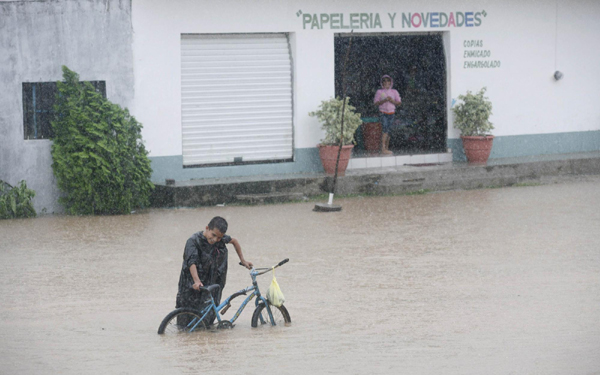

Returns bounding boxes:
[348,152,453,170]
[234,192,307,204]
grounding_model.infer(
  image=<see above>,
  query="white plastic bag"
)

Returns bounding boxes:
[266,268,285,307]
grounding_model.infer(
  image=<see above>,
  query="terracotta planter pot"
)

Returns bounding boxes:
[461,135,495,164]
[318,144,354,176]
[362,122,382,154]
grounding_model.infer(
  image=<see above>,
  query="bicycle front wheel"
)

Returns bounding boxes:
[251,302,291,328]
[157,307,208,335]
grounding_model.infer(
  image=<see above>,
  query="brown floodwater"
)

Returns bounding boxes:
[1,176,599,374]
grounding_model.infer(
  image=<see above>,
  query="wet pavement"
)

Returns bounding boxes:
[1,176,599,374]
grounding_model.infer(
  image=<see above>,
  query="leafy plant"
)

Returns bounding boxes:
[51,66,154,215]
[0,180,36,219]
[452,87,494,136]
[309,97,362,145]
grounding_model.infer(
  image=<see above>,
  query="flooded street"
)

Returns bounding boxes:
[1,177,599,374]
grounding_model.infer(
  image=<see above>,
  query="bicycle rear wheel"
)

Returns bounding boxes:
[251,302,291,328]
[157,307,208,334]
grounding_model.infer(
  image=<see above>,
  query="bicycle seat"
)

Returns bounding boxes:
[198,284,220,294]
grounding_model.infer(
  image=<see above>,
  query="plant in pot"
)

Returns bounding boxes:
[452,87,495,164]
[309,97,362,176]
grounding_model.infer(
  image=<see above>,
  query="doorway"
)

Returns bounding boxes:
[334,33,447,155]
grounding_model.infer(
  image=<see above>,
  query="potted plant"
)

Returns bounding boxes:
[452,87,495,164]
[309,97,362,176]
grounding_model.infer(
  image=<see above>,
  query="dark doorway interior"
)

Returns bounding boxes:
[335,33,447,155]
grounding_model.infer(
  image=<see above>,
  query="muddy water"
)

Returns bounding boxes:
[1,177,599,374]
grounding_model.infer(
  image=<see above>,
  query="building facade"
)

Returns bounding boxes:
[2,0,600,213]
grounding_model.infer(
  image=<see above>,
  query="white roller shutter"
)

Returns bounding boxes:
[181,34,294,166]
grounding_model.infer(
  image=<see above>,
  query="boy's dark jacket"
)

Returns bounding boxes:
[176,231,230,309]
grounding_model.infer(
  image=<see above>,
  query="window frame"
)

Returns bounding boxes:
[22,81,107,140]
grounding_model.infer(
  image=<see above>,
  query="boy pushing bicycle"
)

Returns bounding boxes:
[176,216,253,326]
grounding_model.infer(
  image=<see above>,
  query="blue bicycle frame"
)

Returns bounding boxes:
[187,267,278,332]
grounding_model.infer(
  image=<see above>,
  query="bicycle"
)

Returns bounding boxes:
[158,258,291,334]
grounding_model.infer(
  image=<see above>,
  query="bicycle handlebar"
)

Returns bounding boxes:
[239,258,289,274]
[190,284,221,294]
[278,258,289,267]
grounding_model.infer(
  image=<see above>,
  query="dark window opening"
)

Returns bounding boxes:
[22,81,106,140]
[335,33,447,155]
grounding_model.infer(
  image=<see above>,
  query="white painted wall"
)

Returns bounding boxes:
[447,1,600,138]
[553,0,600,131]
[132,0,600,157]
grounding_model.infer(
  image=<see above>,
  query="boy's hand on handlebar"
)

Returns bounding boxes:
[193,281,203,291]
[240,260,253,269]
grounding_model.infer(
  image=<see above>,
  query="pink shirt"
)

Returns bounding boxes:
[374,88,401,113]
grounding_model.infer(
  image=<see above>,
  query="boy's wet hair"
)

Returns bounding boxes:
[208,216,228,234]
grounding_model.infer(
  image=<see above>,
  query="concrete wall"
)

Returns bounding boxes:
[0,0,134,213]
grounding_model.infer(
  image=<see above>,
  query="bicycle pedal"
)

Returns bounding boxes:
[220,304,231,314]
[217,320,234,329]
